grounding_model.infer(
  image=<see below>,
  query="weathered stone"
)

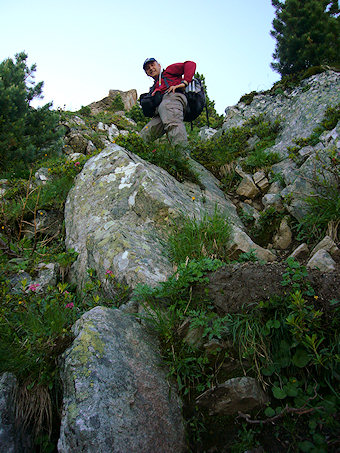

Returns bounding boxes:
[89,89,137,114]
[307,249,336,272]
[196,377,269,416]
[35,262,59,289]
[272,218,292,250]
[253,171,269,192]
[267,181,283,195]
[198,127,218,141]
[239,202,260,223]
[70,115,86,126]
[280,148,336,221]
[0,179,9,198]
[228,227,276,262]
[271,159,298,186]
[298,145,314,158]
[262,193,284,211]
[58,306,185,453]
[310,235,340,259]
[236,175,260,199]
[34,168,51,186]
[86,140,96,154]
[96,122,108,132]
[108,124,119,142]
[223,71,340,158]
[65,132,89,154]
[67,153,85,162]
[247,135,260,149]
[65,145,247,292]
[289,243,309,261]
[178,318,204,348]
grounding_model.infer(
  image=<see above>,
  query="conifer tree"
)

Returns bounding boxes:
[193,73,224,129]
[0,52,62,177]
[270,0,340,76]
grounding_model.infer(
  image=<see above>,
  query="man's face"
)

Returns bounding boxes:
[145,61,161,79]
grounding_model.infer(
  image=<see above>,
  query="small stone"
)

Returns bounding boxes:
[262,193,284,211]
[236,175,260,199]
[273,218,292,250]
[196,377,269,416]
[310,235,340,259]
[307,249,336,272]
[289,243,309,261]
[67,153,85,162]
[253,171,266,186]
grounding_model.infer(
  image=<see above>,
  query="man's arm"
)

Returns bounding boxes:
[165,61,196,93]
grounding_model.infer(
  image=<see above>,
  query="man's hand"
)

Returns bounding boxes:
[166,83,186,94]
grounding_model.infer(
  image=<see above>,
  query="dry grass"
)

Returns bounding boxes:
[14,380,53,440]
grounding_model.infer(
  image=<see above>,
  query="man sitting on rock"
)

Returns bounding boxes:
[140,58,196,153]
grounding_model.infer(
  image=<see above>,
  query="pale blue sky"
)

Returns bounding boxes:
[1,0,280,114]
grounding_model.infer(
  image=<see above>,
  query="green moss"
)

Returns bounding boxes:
[72,324,105,365]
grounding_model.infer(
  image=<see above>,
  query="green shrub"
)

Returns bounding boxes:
[109,94,125,112]
[126,102,148,129]
[77,105,91,117]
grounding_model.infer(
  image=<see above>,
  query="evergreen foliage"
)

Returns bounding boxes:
[0,52,63,177]
[270,0,340,76]
[193,72,224,129]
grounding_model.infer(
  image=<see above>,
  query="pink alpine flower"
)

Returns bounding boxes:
[105,270,114,276]
[65,302,74,309]
[28,283,40,292]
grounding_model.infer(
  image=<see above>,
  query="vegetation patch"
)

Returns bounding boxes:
[115,132,201,185]
[167,207,232,265]
[190,114,282,189]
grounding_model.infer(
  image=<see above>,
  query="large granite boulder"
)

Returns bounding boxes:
[58,306,186,453]
[65,145,274,292]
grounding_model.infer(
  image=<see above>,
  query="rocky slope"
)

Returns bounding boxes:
[1,71,339,452]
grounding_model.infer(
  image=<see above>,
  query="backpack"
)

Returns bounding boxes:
[183,77,207,122]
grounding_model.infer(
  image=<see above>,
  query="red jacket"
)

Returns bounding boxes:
[151,61,196,94]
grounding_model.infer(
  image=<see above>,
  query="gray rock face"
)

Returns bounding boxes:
[65,145,273,292]
[0,373,16,453]
[58,306,185,453]
[223,71,340,223]
[223,71,340,155]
